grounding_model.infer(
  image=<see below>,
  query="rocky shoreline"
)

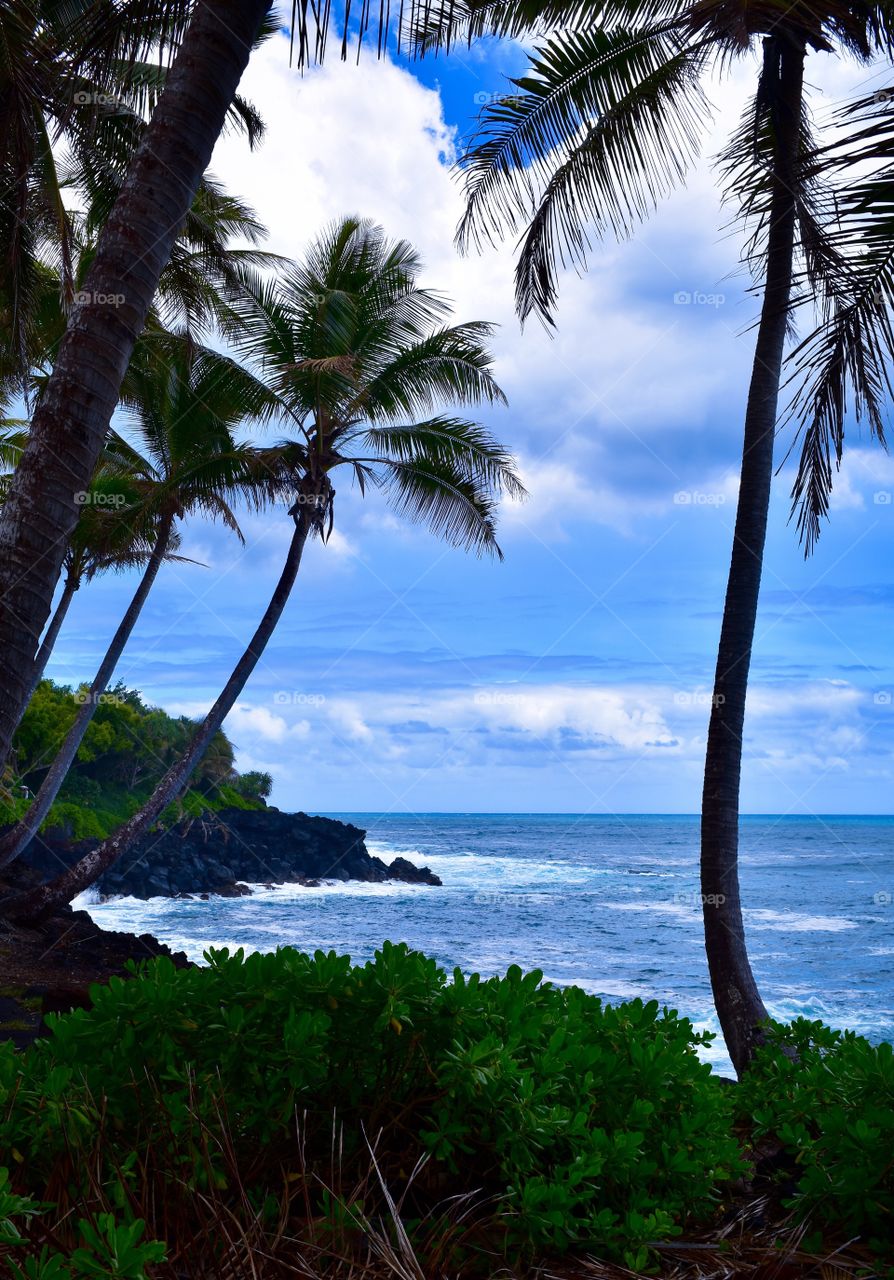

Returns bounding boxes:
[0,809,440,1048]
[21,807,442,900]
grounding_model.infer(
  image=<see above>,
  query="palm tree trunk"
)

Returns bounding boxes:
[22,571,80,709]
[701,33,806,1078]
[0,515,175,869]
[0,0,272,777]
[7,513,312,919]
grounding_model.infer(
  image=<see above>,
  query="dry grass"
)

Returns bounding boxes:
[1,1086,882,1279]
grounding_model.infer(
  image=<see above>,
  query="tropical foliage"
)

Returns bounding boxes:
[0,680,270,842]
[0,945,742,1271]
[738,1019,894,1257]
[0,0,269,384]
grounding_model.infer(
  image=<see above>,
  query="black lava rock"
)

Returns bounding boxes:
[21,808,442,900]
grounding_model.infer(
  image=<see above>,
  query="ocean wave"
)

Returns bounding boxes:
[747,909,857,933]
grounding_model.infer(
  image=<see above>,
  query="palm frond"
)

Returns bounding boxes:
[381,455,505,557]
[351,322,507,418]
[361,416,525,499]
[407,0,689,53]
[784,85,894,552]
[511,30,711,323]
[452,24,710,324]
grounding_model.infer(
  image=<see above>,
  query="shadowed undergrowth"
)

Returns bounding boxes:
[0,945,890,1277]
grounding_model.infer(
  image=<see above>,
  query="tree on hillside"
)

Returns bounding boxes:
[407,0,894,1074]
[6,216,524,919]
[3,679,271,839]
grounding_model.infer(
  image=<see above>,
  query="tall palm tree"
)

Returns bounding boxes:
[7,216,524,920]
[0,329,285,868]
[0,0,435,773]
[407,0,894,1074]
[0,0,276,767]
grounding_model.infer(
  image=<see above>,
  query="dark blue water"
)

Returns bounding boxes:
[80,813,894,1075]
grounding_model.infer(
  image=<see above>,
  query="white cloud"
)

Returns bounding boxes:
[225,703,290,742]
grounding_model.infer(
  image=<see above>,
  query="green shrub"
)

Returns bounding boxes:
[738,1018,894,1256]
[42,802,107,841]
[0,945,742,1268]
[0,1169,164,1279]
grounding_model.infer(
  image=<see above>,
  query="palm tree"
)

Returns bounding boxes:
[0,0,429,774]
[7,216,523,920]
[0,329,285,868]
[0,0,275,767]
[0,0,266,380]
[406,0,894,1074]
[22,471,193,714]
[0,424,190,712]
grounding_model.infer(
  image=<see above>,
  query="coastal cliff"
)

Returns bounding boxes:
[21,807,442,899]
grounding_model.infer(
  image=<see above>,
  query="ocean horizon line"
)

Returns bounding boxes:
[317,810,894,820]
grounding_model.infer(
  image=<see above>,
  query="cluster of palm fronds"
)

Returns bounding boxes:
[375,0,894,555]
[0,1,277,391]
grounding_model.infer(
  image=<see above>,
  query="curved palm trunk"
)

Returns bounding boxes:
[8,514,311,920]
[21,571,80,710]
[0,0,272,777]
[0,516,174,869]
[701,34,806,1078]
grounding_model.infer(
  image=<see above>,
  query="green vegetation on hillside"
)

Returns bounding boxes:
[0,680,270,841]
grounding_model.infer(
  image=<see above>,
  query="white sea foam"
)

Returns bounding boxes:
[747,909,857,932]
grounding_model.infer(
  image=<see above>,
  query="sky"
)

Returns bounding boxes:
[42,13,894,815]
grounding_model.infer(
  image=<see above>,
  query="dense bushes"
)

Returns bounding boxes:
[3,950,892,1274]
[0,945,742,1271]
[738,1018,894,1257]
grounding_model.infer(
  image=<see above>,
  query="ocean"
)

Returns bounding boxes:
[77,813,894,1077]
